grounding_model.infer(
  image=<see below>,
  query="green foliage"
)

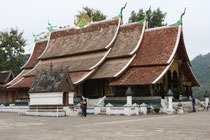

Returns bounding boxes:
[0,28,27,76]
[191,53,210,100]
[128,8,167,28]
[153,106,160,113]
[76,7,107,22]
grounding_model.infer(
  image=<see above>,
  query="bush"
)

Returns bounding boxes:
[154,106,160,113]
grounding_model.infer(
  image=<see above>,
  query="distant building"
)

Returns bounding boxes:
[6,8,199,106]
[0,70,14,104]
[6,41,47,105]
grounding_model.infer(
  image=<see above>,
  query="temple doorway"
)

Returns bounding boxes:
[63,92,69,106]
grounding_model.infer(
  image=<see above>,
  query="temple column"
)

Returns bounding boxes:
[149,85,154,96]
[178,61,183,92]
[164,73,168,97]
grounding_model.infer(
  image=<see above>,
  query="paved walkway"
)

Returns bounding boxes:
[0,111,210,140]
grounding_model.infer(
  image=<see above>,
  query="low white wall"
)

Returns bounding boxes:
[0,106,29,113]
[29,92,63,105]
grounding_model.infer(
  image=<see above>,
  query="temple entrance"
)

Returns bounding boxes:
[82,80,104,98]
[63,92,69,106]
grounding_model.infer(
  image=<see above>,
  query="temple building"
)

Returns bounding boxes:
[0,70,14,104]
[6,41,47,104]
[5,7,199,106]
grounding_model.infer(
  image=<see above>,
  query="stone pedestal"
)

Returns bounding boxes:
[205,97,209,107]
[177,102,184,114]
[68,92,75,105]
[140,103,147,115]
[166,96,175,114]
[127,96,132,106]
[124,104,132,116]
[63,106,70,116]
[133,103,139,115]
[106,103,113,115]
[94,105,101,115]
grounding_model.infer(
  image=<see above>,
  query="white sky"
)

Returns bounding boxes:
[0,0,210,60]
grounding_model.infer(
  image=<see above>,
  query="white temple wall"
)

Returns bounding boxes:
[29,92,63,105]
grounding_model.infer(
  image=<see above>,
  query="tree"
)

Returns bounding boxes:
[191,53,210,100]
[128,8,167,28]
[0,28,27,75]
[76,7,107,22]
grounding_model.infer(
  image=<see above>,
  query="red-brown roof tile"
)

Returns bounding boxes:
[110,66,166,86]
[176,33,192,66]
[40,19,119,59]
[23,41,47,69]
[70,71,91,84]
[107,23,144,58]
[90,57,133,79]
[131,26,179,66]
[7,69,31,87]
[25,51,108,77]
[9,77,34,89]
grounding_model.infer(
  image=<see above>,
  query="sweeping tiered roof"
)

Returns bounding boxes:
[90,22,145,79]
[7,41,47,89]
[110,26,200,86]
[24,18,122,84]
[8,10,199,89]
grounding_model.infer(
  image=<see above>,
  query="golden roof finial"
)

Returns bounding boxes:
[74,12,92,28]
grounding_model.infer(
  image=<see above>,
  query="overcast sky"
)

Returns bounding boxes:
[0,0,210,60]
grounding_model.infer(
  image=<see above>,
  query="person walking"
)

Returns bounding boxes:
[192,96,196,112]
[80,97,85,117]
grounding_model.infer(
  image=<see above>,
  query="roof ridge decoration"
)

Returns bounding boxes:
[119,2,127,18]
[74,12,92,29]
[48,20,54,32]
[33,33,38,42]
[137,6,151,23]
[170,8,186,26]
[112,2,127,24]
[167,25,182,64]
[145,25,177,32]
[129,21,146,55]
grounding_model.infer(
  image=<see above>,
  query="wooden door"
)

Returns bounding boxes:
[63,92,69,106]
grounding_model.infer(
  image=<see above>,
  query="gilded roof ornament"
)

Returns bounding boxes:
[74,12,92,29]
[170,8,186,26]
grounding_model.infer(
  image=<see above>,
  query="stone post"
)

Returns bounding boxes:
[133,103,139,115]
[106,103,113,115]
[94,105,102,115]
[126,87,133,105]
[124,104,132,116]
[179,94,182,101]
[204,91,209,107]
[69,92,75,106]
[166,89,175,114]
[140,103,147,115]
[177,102,184,114]
[127,96,132,105]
